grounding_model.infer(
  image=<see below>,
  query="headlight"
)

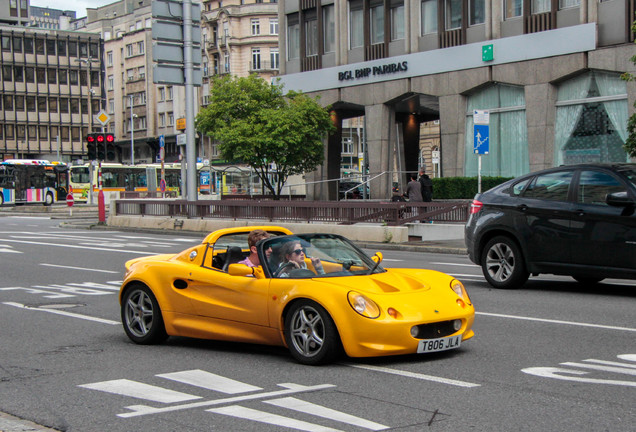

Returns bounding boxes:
[347,291,380,319]
[450,279,471,303]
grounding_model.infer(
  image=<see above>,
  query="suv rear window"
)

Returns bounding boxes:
[523,171,573,201]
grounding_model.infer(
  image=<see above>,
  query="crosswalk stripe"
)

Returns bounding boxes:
[78,379,202,403]
[157,370,263,394]
[208,405,343,432]
[265,397,389,431]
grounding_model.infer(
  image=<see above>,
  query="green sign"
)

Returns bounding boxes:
[482,44,494,62]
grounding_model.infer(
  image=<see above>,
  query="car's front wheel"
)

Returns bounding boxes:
[481,236,529,289]
[121,284,168,344]
[284,300,341,365]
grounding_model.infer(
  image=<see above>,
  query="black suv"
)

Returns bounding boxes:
[465,163,636,289]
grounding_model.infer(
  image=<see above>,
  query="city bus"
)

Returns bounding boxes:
[0,159,69,206]
[68,163,182,203]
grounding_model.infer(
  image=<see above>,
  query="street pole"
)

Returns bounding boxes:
[98,124,106,224]
[130,95,135,165]
[184,0,197,202]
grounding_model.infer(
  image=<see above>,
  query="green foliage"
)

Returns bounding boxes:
[432,176,514,199]
[620,19,636,157]
[195,75,335,198]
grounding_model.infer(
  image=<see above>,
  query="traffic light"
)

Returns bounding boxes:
[95,133,106,160]
[86,133,97,160]
[105,133,116,160]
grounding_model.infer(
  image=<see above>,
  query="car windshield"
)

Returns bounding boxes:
[260,234,384,279]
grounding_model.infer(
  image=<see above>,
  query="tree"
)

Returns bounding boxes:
[196,75,335,198]
[621,19,636,158]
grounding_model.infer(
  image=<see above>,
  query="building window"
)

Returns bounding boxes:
[13,36,22,53]
[559,0,579,9]
[108,99,114,114]
[139,91,146,104]
[470,0,485,25]
[159,113,166,127]
[57,40,66,56]
[251,18,260,35]
[14,66,23,83]
[37,67,46,83]
[350,2,364,48]
[1,36,10,52]
[47,68,56,84]
[391,3,405,41]
[25,67,34,83]
[532,0,550,14]
[464,84,528,177]
[370,2,384,44]
[287,14,300,59]
[323,5,335,53]
[167,86,173,101]
[38,96,47,112]
[2,65,11,82]
[108,75,114,90]
[137,40,144,54]
[15,95,24,111]
[3,95,13,110]
[505,0,523,18]
[138,66,145,79]
[26,96,35,112]
[70,98,79,114]
[107,51,113,66]
[224,54,230,72]
[158,87,165,101]
[270,48,279,69]
[270,18,279,35]
[167,112,174,126]
[305,13,318,56]
[554,71,628,165]
[252,48,261,70]
[126,43,133,57]
[445,0,462,30]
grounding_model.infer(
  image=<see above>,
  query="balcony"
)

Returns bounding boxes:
[248,60,279,72]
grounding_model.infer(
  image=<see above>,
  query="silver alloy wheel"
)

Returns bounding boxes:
[124,289,155,338]
[485,242,515,282]
[289,306,325,358]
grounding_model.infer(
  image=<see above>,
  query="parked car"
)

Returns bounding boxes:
[465,163,636,289]
[120,225,475,365]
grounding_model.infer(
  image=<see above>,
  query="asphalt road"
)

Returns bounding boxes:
[0,216,634,432]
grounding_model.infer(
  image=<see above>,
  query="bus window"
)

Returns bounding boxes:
[70,167,90,184]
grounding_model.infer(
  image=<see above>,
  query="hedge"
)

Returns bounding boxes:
[431,176,514,199]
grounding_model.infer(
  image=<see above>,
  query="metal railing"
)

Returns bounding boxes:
[113,199,470,226]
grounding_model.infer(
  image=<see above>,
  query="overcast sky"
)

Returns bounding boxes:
[30,0,117,18]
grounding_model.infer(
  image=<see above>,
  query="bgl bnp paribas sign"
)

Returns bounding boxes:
[338,61,408,81]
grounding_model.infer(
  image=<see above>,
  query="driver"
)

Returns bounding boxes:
[238,229,271,268]
[277,240,325,277]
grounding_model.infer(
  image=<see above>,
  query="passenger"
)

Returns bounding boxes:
[277,240,325,277]
[238,229,271,267]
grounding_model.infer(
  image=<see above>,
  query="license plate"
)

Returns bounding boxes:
[417,335,462,353]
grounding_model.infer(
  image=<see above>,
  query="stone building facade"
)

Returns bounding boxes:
[278,0,636,200]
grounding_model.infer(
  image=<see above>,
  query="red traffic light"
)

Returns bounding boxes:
[86,134,96,143]
[105,133,115,143]
[96,134,105,143]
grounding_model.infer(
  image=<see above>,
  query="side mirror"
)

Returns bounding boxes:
[228,264,265,279]
[606,191,635,207]
[371,252,383,264]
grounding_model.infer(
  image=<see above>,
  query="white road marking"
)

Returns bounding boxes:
[79,379,202,403]
[450,273,483,278]
[582,358,636,369]
[380,258,402,262]
[40,263,119,274]
[209,405,343,432]
[560,362,636,376]
[0,238,156,255]
[2,302,119,325]
[347,364,480,388]
[265,397,389,431]
[117,383,336,418]
[157,370,263,394]
[430,262,479,267]
[0,247,21,254]
[476,311,636,333]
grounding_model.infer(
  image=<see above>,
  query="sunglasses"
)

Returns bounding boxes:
[292,248,305,255]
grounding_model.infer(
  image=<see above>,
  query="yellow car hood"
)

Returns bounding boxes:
[318,269,443,295]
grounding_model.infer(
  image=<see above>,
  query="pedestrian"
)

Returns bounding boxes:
[405,174,422,220]
[418,168,433,202]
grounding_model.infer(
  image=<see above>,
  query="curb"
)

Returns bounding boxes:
[0,412,59,432]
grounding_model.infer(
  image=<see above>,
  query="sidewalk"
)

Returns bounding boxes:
[1,204,468,255]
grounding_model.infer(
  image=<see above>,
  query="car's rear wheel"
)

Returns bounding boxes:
[121,284,168,344]
[481,236,529,289]
[284,300,341,365]
[573,276,604,285]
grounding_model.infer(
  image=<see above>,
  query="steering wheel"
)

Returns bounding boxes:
[273,261,297,277]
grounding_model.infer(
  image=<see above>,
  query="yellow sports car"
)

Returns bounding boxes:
[120,226,475,365]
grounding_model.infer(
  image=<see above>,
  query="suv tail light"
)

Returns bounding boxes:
[470,199,483,214]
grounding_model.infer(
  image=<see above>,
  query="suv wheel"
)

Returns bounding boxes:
[481,236,529,289]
